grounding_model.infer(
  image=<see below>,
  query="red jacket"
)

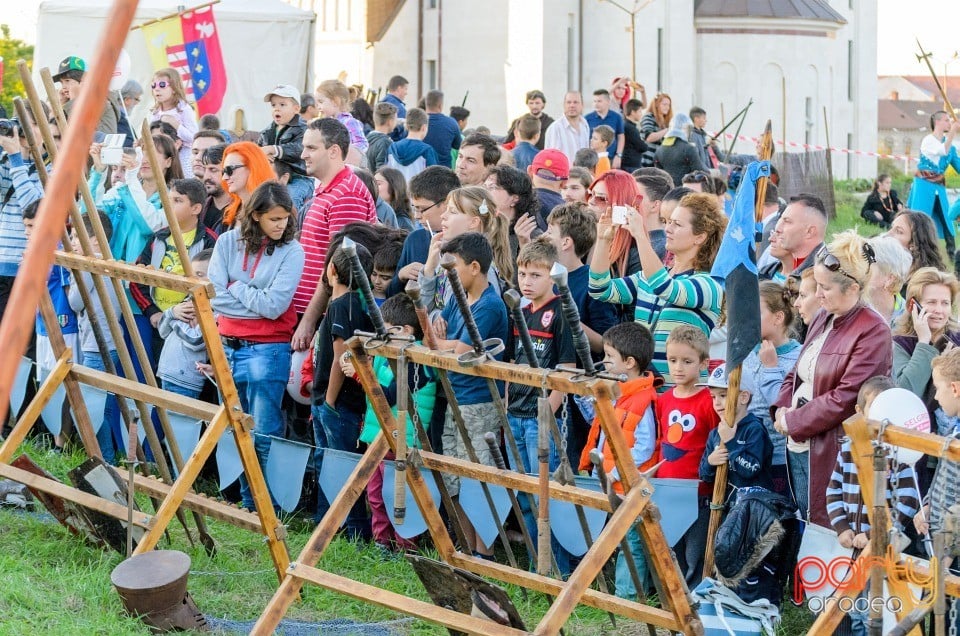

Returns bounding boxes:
[579,373,658,494]
[774,303,892,528]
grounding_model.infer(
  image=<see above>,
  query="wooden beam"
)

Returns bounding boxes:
[288,563,529,636]
[71,366,219,421]
[535,484,652,634]
[858,415,960,462]
[418,451,613,511]
[132,475,263,533]
[0,354,72,463]
[133,408,230,553]
[448,553,682,631]
[349,336,620,398]
[251,435,391,636]
[0,461,152,528]
[54,251,213,296]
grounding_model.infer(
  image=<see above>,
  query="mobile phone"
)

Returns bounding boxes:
[612,205,629,225]
[908,297,919,313]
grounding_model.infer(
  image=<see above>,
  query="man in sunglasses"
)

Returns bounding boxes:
[53,56,122,137]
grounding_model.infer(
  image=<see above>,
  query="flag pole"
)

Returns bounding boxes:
[702,120,775,581]
[0,0,138,425]
[130,0,221,31]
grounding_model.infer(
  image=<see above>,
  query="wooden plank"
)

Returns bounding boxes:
[859,415,960,462]
[0,461,152,529]
[71,365,219,421]
[251,434,391,636]
[349,336,620,398]
[448,553,681,631]
[633,504,701,635]
[844,417,919,630]
[592,381,640,492]
[287,563,529,636]
[418,451,613,511]
[0,353,72,463]
[132,475,263,533]
[54,251,212,295]
[534,483,653,634]
[133,408,229,553]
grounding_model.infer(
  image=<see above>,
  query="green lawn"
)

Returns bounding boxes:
[0,438,816,635]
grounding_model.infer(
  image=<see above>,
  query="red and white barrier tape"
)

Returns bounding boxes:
[713,132,915,162]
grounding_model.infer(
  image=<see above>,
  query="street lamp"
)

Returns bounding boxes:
[598,0,655,82]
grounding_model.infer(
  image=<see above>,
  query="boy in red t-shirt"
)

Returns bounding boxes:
[654,324,718,588]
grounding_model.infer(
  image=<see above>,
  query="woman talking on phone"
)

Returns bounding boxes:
[893,268,960,486]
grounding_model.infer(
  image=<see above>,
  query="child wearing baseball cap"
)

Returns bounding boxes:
[258,84,311,215]
[698,363,774,491]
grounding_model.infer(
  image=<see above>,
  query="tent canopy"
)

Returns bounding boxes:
[35,0,316,131]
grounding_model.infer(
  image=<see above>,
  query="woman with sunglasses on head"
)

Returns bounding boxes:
[148,69,198,177]
[773,230,892,527]
[418,186,512,321]
[590,192,726,388]
[219,141,277,233]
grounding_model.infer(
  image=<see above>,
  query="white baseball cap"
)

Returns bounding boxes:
[697,363,728,389]
[264,84,301,106]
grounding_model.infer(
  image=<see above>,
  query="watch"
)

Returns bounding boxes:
[615,153,622,158]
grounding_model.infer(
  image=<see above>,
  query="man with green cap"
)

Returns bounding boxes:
[52,55,123,136]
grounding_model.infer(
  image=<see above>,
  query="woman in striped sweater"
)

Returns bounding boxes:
[589,192,725,388]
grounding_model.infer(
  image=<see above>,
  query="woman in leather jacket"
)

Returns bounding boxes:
[773,231,892,528]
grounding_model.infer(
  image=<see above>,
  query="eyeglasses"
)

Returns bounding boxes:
[818,244,876,282]
[411,200,441,217]
[151,81,169,89]
[223,164,246,177]
[587,190,609,204]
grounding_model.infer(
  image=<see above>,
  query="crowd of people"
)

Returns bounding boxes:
[3,56,960,630]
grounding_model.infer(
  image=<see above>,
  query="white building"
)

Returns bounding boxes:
[290,0,878,178]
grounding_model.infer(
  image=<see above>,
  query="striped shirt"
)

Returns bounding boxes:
[825,438,919,536]
[0,153,44,276]
[588,266,722,388]
[293,167,377,312]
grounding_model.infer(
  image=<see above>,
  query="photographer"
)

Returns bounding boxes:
[0,116,45,318]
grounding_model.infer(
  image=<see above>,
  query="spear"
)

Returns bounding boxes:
[702,121,775,580]
[916,39,957,120]
[0,0,137,424]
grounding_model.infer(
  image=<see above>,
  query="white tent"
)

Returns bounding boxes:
[35,0,316,131]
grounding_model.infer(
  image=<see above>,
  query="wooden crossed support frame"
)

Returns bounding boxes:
[253,336,703,635]
[807,414,960,635]
[0,46,290,587]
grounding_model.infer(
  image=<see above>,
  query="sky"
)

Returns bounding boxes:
[1,0,957,77]
[876,0,957,76]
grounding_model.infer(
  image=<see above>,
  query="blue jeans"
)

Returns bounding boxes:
[315,400,369,540]
[310,404,331,523]
[83,350,122,465]
[507,413,572,577]
[788,450,809,520]
[161,379,201,400]
[224,342,291,512]
[616,524,652,600]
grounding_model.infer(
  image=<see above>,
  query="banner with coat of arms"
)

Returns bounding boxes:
[142,5,226,116]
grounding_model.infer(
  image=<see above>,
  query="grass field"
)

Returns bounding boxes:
[0,437,818,635]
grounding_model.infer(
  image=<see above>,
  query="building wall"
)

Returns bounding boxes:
[286,0,370,90]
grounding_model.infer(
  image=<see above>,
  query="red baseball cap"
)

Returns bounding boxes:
[530,149,570,181]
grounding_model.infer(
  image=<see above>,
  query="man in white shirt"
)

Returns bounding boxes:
[544,91,590,164]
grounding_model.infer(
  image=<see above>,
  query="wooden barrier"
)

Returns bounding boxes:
[253,336,703,635]
[0,59,290,584]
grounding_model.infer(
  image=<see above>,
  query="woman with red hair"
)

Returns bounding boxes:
[220,141,276,232]
[586,170,643,322]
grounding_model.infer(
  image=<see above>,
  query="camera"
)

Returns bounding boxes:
[0,119,19,138]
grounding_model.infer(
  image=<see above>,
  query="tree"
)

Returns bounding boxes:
[0,25,34,120]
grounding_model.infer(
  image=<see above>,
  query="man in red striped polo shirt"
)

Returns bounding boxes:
[291,118,377,351]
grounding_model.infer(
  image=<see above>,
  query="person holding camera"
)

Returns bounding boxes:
[0,115,45,320]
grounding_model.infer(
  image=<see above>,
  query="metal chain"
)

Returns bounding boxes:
[951,594,958,636]
[559,390,570,459]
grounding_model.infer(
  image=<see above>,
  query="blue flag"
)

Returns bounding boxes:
[710,161,770,369]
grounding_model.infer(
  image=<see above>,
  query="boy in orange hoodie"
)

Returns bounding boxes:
[579,321,658,600]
